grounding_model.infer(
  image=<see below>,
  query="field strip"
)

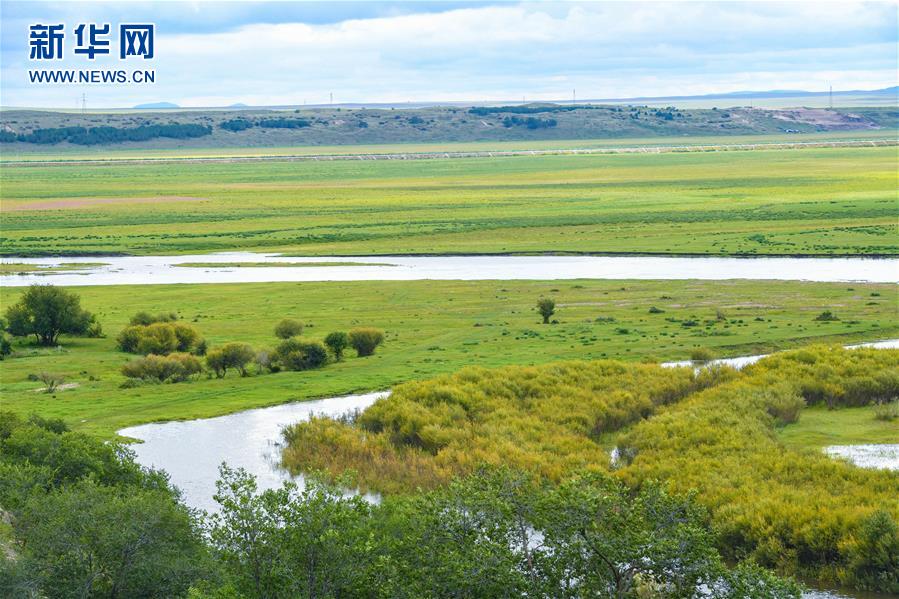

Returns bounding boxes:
[3,138,895,167]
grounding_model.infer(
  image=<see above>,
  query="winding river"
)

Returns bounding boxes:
[2,252,897,286]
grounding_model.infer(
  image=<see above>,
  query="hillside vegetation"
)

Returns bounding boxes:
[283,346,899,591]
[1,104,895,151]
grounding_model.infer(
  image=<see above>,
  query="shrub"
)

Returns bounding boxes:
[690,347,715,362]
[274,338,328,371]
[0,334,11,359]
[205,343,255,378]
[38,372,65,393]
[5,285,95,345]
[348,328,385,357]
[117,322,203,355]
[324,331,349,361]
[129,311,178,326]
[274,318,304,339]
[648,306,665,314]
[536,298,556,324]
[814,310,840,321]
[874,400,899,422]
[121,353,203,383]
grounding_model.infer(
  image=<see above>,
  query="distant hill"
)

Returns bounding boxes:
[1,104,895,151]
[133,102,180,109]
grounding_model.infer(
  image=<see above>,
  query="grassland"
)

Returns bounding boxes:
[0,278,895,437]
[2,145,896,257]
[778,405,899,448]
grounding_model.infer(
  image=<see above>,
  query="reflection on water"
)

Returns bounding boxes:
[3,252,897,286]
[118,391,388,514]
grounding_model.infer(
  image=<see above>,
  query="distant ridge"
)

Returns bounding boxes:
[133,102,180,109]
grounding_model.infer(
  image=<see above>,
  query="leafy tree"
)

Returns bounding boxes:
[348,327,384,357]
[324,331,349,361]
[4,285,95,346]
[536,298,555,324]
[274,318,304,339]
[7,480,209,598]
[274,338,328,371]
[209,466,371,599]
[206,343,255,378]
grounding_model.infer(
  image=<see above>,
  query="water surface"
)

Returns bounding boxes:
[3,252,896,286]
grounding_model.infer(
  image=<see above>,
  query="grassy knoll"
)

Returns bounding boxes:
[0,278,895,437]
[778,405,899,448]
[2,145,896,257]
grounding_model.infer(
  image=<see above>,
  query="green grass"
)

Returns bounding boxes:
[778,405,899,448]
[173,261,393,268]
[0,262,107,274]
[0,278,895,437]
[1,145,896,257]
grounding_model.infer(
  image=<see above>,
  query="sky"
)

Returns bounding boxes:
[1,0,897,108]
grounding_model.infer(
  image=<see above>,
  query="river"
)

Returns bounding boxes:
[2,252,897,286]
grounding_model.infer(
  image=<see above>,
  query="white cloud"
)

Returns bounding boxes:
[2,1,896,107]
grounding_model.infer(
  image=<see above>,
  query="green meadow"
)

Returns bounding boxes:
[1,145,896,257]
[0,278,895,437]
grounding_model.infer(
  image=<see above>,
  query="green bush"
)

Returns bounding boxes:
[116,322,203,355]
[690,347,715,362]
[324,331,349,361]
[205,342,255,378]
[274,318,304,339]
[121,353,203,383]
[129,311,178,326]
[274,338,329,371]
[348,327,385,357]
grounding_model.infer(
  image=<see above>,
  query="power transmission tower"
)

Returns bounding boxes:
[829,85,833,109]
[82,93,86,114]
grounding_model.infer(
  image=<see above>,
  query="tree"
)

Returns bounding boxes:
[0,333,11,359]
[5,285,95,346]
[348,328,384,357]
[324,331,349,361]
[274,319,304,339]
[206,343,255,378]
[8,480,209,598]
[274,338,328,371]
[537,298,555,324]
[121,353,203,383]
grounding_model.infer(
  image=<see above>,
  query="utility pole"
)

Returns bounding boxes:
[329,92,333,105]
[572,89,576,105]
[82,93,86,114]
[829,85,833,110]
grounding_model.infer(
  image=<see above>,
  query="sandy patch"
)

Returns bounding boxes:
[770,108,877,130]
[5,196,207,211]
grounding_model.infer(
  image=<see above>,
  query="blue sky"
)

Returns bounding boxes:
[1,1,896,108]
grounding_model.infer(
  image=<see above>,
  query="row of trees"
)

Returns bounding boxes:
[0,410,800,598]
[117,313,385,384]
[4,123,212,145]
[220,118,311,131]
